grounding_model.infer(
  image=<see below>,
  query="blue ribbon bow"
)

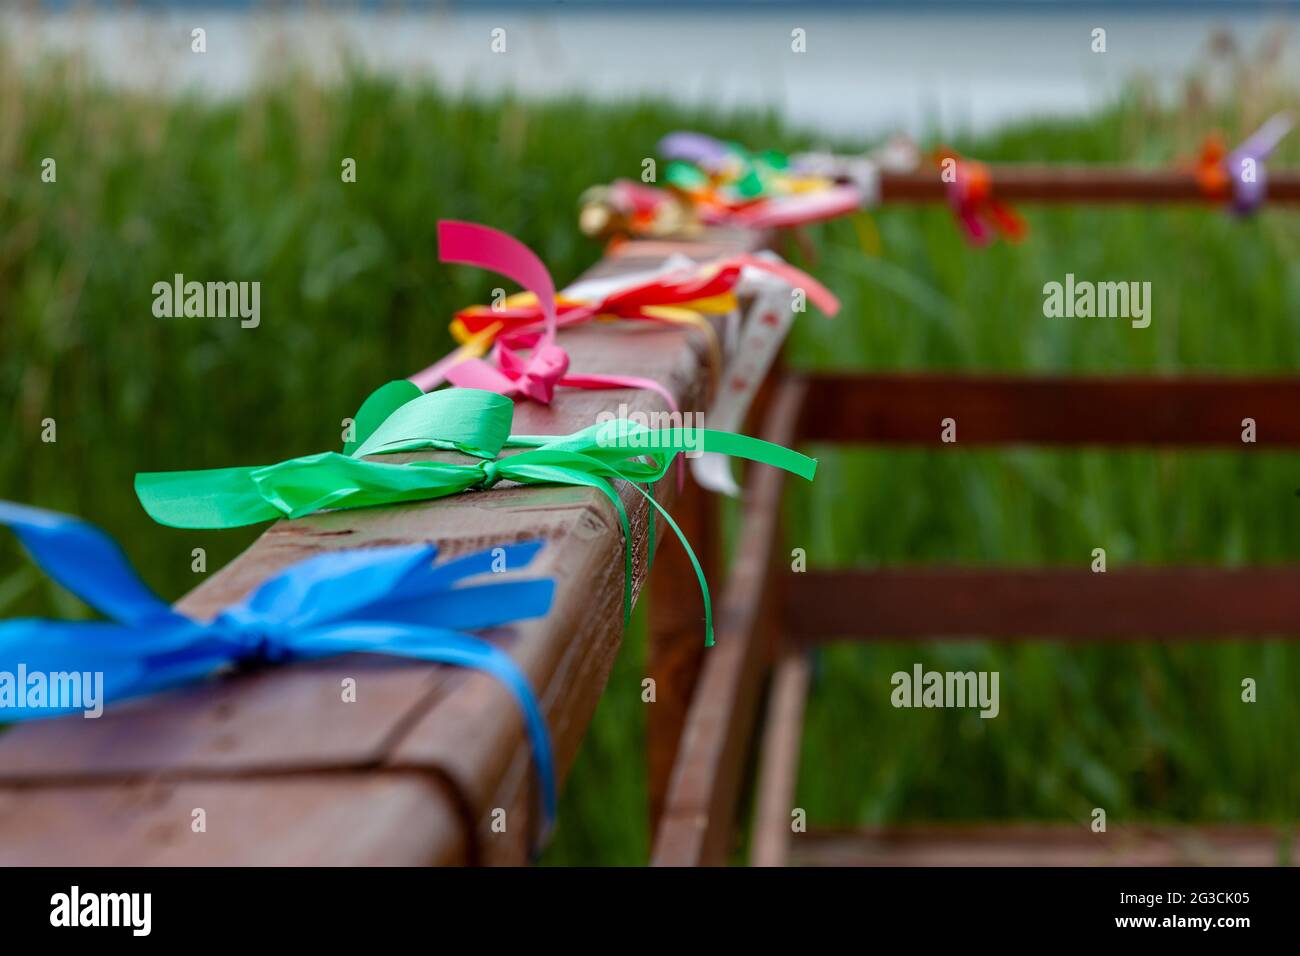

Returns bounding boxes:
[0,500,558,841]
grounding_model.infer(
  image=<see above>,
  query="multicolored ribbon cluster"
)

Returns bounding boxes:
[409,221,835,407]
[0,500,559,840]
[583,120,1296,245]
[134,385,818,645]
[582,132,923,240]
[579,133,876,239]
[658,131,862,226]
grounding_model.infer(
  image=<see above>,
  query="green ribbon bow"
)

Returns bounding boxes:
[135,384,817,645]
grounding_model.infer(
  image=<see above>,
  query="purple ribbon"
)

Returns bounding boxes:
[1227,112,1293,215]
[658,131,733,172]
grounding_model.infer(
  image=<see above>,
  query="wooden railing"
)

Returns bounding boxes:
[654,371,1300,867]
[0,230,765,866]
[5,236,1298,866]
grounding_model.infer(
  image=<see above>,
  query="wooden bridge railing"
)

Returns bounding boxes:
[0,229,768,866]
[6,232,1299,865]
[653,371,1300,867]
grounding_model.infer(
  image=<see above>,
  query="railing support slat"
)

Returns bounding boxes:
[648,477,720,838]
[651,379,805,866]
[749,651,811,868]
[787,567,1300,642]
[800,372,1300,446]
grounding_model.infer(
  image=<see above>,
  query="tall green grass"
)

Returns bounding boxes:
[2,45,1298,865]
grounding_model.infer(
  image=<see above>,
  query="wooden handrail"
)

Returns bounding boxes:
[677,369,1300,867]
[879,167,1300,204]
[799,372,1300,446]
[0,230,758,866]
[786,567,1300,642]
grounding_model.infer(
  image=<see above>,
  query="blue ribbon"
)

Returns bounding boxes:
[0,500,558,842]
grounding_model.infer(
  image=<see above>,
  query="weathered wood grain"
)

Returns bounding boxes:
[0,774,469,866]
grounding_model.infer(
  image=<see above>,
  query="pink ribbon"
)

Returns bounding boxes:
[434,221,570,403]
[417,221,682,410]
[412,223,842,494]
[416,221,687,487]
[455,253,839,357]
[731,184,865,230]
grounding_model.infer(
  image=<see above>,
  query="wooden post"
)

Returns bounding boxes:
[652,379,806,866]
[749,651,811,867]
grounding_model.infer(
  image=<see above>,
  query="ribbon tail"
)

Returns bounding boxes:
[442,357,522,397]
[0,501,182,626]
[492,456,636,627]
[135,464,301,529]
[623,483,714,646]
[990,201,1027,242]
[695,429,816,480]
[438,221,560,351]
[409,323,500,392]
[0,621,156,718]
[732,253,842,316]
[558,373,686,494]
[957,208,991,246]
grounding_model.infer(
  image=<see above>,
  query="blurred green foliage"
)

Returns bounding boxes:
[1,47,1298,865]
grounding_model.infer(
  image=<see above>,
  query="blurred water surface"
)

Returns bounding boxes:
[7,4,1297,136]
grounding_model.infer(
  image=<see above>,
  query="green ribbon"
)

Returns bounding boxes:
[135,385,817,645]
[665,143,792,201]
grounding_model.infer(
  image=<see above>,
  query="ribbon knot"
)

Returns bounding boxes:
[211,612,294,668]
[135,386,819,646]
[489,339,570,404]
[415,221,692,426]
[248,633,291,666]
[477,456,505,489]
[0,501,560,847]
